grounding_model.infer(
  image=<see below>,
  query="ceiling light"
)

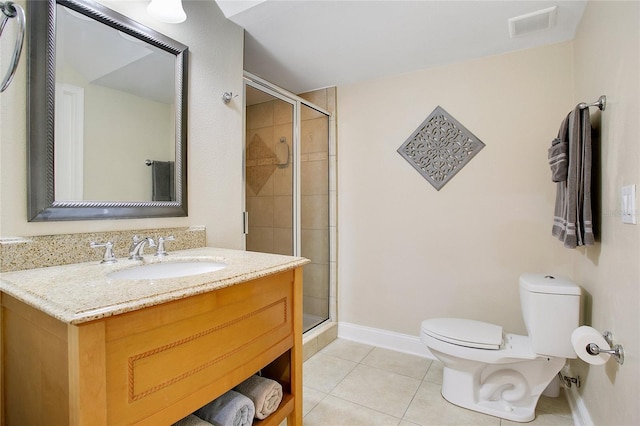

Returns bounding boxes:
[147,0,186,24]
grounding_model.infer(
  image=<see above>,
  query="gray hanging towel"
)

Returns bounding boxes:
[548,116,569,182]
[151,160,175,201]
[551,106,594,248]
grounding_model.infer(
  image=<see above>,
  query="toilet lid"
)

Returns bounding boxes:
[421,318,503,350]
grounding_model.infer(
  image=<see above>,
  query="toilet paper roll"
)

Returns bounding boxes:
[571,326,610,365]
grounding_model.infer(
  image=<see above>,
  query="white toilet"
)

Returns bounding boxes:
[420,273,581,422]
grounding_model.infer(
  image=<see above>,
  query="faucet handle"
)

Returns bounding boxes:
[90,241,117,264]
[155,236,175,257]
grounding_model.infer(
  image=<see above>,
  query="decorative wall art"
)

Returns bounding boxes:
[397,106,485,190]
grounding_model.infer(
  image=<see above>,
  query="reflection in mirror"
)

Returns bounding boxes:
[55,5,176,202]
[27,0,188,221]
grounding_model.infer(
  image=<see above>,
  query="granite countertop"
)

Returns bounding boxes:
[0,247,309,325]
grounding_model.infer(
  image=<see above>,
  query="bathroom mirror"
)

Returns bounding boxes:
[27,0,188,221]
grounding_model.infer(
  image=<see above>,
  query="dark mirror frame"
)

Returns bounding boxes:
[27,0,188,221]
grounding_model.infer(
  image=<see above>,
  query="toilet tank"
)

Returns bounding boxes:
[519,273,581,358]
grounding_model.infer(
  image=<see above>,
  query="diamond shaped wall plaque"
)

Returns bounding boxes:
[397,106,485,190]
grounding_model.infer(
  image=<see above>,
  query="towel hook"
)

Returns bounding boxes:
[0,1,26,92]
[222,91,238,104]
[579,95,606,111]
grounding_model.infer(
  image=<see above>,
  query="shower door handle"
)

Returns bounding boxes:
[243,211,249,235]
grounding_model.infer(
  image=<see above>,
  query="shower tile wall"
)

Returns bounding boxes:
[246,87,335,327]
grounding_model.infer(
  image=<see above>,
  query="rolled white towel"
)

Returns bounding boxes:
[172,414,214,426]
[234,375,283,420]
[194,390,255,426]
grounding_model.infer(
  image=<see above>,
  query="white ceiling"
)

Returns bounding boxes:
[216,0,587,94]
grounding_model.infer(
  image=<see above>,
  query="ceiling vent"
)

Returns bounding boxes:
[508,6,558,38]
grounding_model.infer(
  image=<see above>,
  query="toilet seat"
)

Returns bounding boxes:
[421,318,503,350]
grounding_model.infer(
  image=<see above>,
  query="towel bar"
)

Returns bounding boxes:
[578,95,606,111]
[0,1,25,92]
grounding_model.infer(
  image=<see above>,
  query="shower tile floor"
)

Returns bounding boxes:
[289,338,574,425]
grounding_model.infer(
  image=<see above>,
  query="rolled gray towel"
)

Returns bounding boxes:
[173,414,214,426]
[548,138,568,182]
[194,390,255,426]
[234,375,283,420]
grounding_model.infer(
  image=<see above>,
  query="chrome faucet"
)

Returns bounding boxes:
[129,235,156,260]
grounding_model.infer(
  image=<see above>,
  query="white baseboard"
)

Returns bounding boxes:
[564,381,593,426]
[337,321,435,359]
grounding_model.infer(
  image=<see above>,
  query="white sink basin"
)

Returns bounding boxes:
[107,261,227,280]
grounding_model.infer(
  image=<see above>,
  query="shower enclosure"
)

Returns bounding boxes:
[243,73,335,333]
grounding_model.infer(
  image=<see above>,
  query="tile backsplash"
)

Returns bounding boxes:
[0,226,206,272]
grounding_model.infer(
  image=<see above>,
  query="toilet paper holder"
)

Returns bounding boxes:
[586,331,624,365]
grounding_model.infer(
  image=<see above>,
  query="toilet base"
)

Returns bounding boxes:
[439,356,566,422]
[441,388,537,422]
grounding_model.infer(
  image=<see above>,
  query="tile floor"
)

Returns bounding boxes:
[297,339,574,426]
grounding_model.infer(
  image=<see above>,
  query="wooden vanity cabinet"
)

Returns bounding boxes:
[1,268,303,426]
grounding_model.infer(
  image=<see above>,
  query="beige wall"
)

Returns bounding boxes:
[571,1,640,424]
[0,0,245,248]
[337,42,576,336]
[83,84,174,201]
[337,3,639,424]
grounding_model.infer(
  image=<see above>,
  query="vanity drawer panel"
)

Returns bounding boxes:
[103,271,294,425]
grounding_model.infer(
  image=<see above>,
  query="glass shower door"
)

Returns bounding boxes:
[244,81,331,333]
[299,104,330,331]
[245,85,294,257]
